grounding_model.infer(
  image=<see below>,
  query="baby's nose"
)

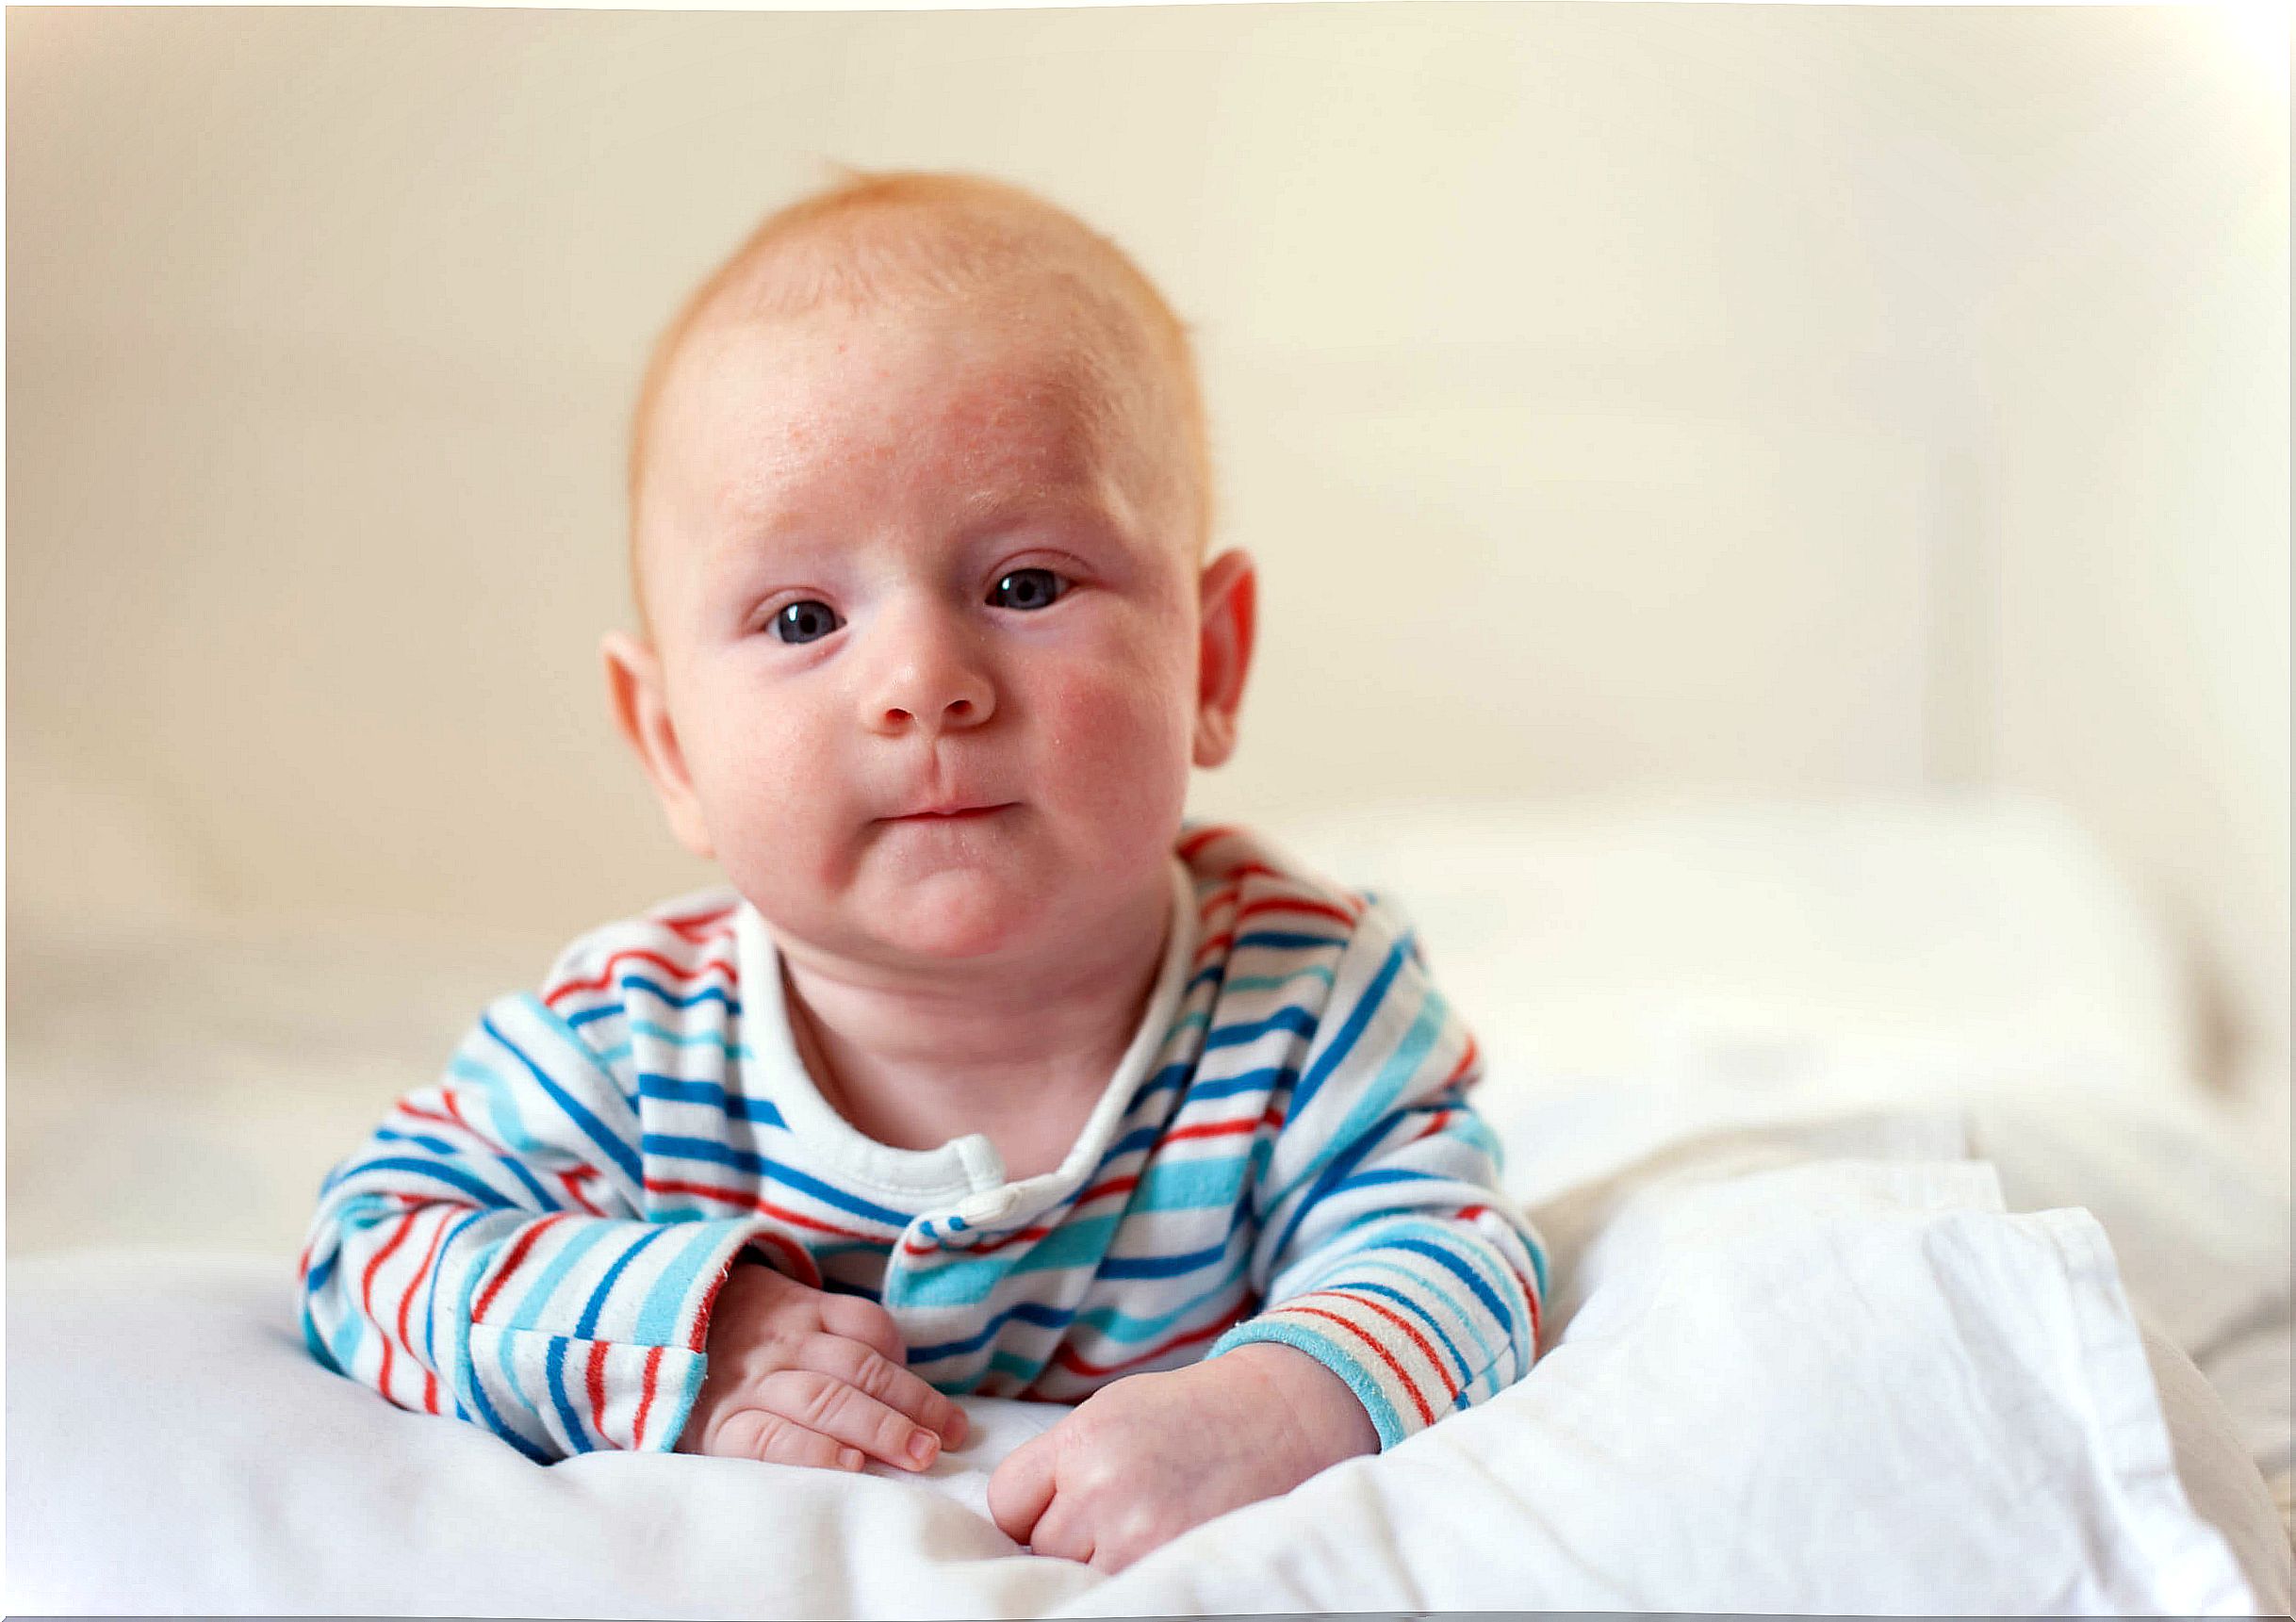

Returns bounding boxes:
[866,649,995,735]
[879,693,984,730]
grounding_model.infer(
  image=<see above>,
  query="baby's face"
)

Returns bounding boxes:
[620,300,1235,975]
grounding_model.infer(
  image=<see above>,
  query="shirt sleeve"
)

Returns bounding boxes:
[296,988,771,1463]
[1208,893,1548,1449]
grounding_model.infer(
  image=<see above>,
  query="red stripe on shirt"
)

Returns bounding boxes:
[656,906,736,942]
[1163,1101,1284,1143]
[1190,931,1238,965]
[631,1344,665,1450]
[361,1207,421,1401]
[1189,897,1353,965]
[559,1167,607,1217]
[396,1209,453,1415]
[642,1180,881,1244]
[1074,1173,1139,1207]
[1485,1242,1543,1350]
[1442,1033,1480,1089]
[399,1093,505,1158]
[1235,894,1357,928]
[1289,1303,1436,1428]
[689,1248,750,1352]
[586,1338,613,1446]
[545,947,739,1008]
[446,1091,508,1156]
[438,1091,483,1137]
[746,1230,824,1288]
[1325,1289,1460,1399]
[1176,826,1238,861]
[470,1214,568,1323]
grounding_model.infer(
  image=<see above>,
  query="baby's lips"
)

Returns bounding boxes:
[885,799,1016,821]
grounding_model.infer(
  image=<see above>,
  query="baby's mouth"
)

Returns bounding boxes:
[884,801,1017,823]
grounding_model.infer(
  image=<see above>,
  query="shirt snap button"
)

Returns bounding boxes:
[956,1188,1019,1227]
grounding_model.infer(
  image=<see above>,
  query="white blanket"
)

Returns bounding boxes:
[8,1107,2288,1616]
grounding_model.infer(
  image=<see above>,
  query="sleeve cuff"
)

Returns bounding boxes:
[1211,1292,1460,1450]
[459,1216,776,1456]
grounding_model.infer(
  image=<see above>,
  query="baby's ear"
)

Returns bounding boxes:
[601,631,715,860]
[1192,549,1256,770]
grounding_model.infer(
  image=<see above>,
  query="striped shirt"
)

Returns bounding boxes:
[299,824,1547,1465]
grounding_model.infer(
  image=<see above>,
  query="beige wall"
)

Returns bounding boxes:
[7,6,2286,1091]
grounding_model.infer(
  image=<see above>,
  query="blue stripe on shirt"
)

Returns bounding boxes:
[1287,936,1412,1121]
[639,1134,911,1228]
[637,1073,786,1127]
[484,1009,643,1186]
[619,975,740,1015]
[575,1224,671,1339]
[336,1155,522,1211]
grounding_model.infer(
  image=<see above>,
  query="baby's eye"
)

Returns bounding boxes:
[772,600,843,644]
[988,568,1068,612]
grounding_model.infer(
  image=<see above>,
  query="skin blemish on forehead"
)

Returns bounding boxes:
[697,313,1154,547]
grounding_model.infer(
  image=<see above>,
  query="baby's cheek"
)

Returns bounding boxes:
[687,692,849,881]
[1040,666,1192,828]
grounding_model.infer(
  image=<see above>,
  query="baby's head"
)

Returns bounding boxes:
[604,172,1255,981]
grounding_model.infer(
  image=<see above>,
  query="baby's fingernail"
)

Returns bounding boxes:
[908,1431,938,1466]
[840,1448,864,1471]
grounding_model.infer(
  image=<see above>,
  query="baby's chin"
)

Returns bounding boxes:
[760,860,1065,974]
[741,823,1172,977]
[849,866,1049,963]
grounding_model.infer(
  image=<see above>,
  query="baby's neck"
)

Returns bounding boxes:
[774,883,1173,1179]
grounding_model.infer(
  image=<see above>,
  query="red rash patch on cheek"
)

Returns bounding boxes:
[1034,653,1196,822]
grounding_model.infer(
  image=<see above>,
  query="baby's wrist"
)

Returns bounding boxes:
[1216,1340,1381,1469]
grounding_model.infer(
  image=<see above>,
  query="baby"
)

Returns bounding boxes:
[300,172,1546,1573]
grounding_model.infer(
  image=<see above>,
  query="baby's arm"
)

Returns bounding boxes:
[1204,973,1545,1445]
[1203,891,1545,1441]
[301,989,790,1461]
[989,894,1544,1567]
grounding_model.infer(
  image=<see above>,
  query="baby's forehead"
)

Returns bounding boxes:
[671,304,1148,521]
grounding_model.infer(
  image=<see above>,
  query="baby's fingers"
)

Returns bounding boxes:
[802,1336,968,1448]
[815,1290,909,1366]
[757,1369,946,1471]
[710,1408,866,1473]
[987,1432,1058,1545]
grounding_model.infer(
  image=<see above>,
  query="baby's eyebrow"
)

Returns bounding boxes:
[948,472,1137,537]
[694,516,828,589]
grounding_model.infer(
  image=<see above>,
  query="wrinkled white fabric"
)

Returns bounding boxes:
[9,1118,2286,1616]
[1064,1154,2282,1616]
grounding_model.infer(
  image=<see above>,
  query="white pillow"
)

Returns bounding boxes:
[1273,792,2196,1104]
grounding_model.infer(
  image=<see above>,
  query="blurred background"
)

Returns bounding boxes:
[6,3,2288,1252]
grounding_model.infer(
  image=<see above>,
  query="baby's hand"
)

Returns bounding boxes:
[987,1343,1378,1572]
[677,1262,967,1470]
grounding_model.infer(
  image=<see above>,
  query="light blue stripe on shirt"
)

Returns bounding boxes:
[506,1221,616,1332]
[633,1222,747,1347]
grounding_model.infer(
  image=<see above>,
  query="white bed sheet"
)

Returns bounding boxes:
[8,1105,2288,1616]
[7,795,2288,1614]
